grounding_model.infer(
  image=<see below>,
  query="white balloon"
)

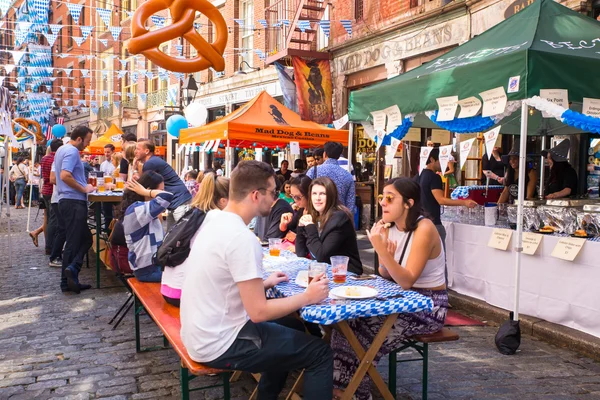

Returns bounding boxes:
[184,103,208,127]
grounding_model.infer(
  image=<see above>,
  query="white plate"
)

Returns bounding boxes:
[330,286,378,299]
[295,271,309,288]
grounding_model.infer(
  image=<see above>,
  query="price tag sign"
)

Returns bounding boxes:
[289,141,300,155]
[480,87,507,117]
[522,232,543,255]
[488,228,513,251]
[551,237,586,261]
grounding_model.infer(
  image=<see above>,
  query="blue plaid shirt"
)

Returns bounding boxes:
[306,159,356,217]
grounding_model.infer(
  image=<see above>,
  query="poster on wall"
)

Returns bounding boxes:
[292,57,334,124]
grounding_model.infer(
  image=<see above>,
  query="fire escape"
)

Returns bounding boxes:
[264,0,331,65]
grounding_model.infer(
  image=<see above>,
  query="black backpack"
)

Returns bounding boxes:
[154,207,207,268]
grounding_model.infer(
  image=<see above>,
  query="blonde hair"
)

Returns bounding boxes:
[125,143,136,164]
[191,173,230,211]
[196,170,205,184]
[111,152,123,168]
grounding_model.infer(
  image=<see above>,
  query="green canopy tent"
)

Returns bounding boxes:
[348,0,600,342]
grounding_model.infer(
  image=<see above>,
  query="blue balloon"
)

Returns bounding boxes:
[166,115,188,138]
[52,124,66,138]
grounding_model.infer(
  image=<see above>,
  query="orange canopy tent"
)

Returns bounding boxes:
[179,91,349,148]
[85,124,166,156]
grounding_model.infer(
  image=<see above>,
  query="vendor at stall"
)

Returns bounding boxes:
[481,146,505,186]
[542,139,578,199]
[498,143,537,204]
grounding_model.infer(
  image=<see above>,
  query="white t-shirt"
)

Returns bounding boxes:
[180,210,263,362]
[100,160,115,176]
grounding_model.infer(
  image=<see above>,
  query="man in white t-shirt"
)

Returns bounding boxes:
[181,160,333,399]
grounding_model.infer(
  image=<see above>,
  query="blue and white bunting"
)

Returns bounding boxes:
[258,19,268,29]
[99,39,108,47]
[233,19,244,27]
[139,93,147,102]
[118,59,128,69]
[44,32,58,47]
[80,69,89,78]
[297,20,311,33]
[102,101,109,109]
[63,68,72,77]
[78,100,86,106]
[66,3,84,25]
[114,101,120,109]
[73,37,84,47]
[48,24,63,34]
[340,19,352,36]
[90,100,97,107]
[117,70,127,79]
[255,49,266,61]
[91,107,99,115]
[80,26,93,41]
[96,8,112,27]
[127,92,134,100]
[74,88,81,95]
[66,106,73,113]
[318,20,330,37]
[150,16,165,28]
[109,26,122,41]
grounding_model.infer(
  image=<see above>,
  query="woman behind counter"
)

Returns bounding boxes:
[542,139,578,199]
[498,143,537,204]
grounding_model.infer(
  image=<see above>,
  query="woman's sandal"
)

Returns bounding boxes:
[29,232,38,247]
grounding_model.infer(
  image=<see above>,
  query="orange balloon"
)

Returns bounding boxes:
[13,118,44,143]
[128,0,228,73]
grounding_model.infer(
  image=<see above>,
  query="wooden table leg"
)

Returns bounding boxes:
[337,314,399,400]
[95,202,102,289]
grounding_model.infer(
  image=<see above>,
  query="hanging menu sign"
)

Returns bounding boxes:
[540,89,568,118]
[371,110,387,132]
[582,98,600,118]
[480,87,507,117]
[457,96,482,118]
[384,105,403,132]
[436,96,459,122]
[522,232,543,255]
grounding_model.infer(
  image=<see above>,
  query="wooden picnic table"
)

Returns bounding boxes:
[263,251,434,400]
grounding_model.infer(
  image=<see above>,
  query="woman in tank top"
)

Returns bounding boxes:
[331,177,448,400]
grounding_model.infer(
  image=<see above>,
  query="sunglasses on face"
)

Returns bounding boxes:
[377,194,395,204]
[291,194,304,202]
[258,188,279,199]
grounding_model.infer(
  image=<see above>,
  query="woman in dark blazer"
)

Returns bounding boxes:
[295,177,363,275]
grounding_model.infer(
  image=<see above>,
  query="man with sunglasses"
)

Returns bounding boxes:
[254,184,294,242]
[181,160,333,399]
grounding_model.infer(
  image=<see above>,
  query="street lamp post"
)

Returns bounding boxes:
[182,75,198,107]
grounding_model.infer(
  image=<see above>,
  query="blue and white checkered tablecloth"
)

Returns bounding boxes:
[262,250,434,325]
[451,185,504,200]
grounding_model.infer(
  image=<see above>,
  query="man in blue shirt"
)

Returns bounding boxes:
[134,138,192,228]
[54,125,95,294]
[306,142,356,220]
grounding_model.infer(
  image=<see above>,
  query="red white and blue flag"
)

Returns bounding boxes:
[46,116,64,140]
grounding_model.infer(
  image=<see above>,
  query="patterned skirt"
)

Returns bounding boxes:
[331,288,448,399]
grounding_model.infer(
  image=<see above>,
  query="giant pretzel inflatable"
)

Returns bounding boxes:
[13,118,44,143]
[128,0,228,73]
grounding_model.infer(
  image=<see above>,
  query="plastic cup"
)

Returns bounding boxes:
[269,238,282,257]
[97,177,105,193]
[308,262,327,284]
[330,255,349,283]
[116,178,124,189]
[104,175,113,184]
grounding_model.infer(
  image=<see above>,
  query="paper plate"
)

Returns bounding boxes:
[295,271,309,288]
[330,286,378,300]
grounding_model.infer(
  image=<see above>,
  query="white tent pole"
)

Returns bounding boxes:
[513,102,529,321]
[3,140,13,267]
[348,123,354,173]
[226,139,231,178]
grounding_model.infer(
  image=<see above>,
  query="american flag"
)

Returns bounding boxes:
[46,116,64,141]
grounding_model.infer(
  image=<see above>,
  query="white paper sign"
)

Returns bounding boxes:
[480,87,507,117]
[385,146,396,165]
[540,89,568,118]
[488,228,513,251]
[436,96,459,122]
[361,121,377,141]
[438,145,453,174]
[289,141,300,155]
[484,126,501,159]
[419,146,434,175]
[582,98,600,117]
[457,97,482,118]
[333,114,349,130]
[255,147,263,162]
[370,110,387,132]
[522,232,543,256]
[383,105,403,131]
[459,138,476,170]
[551,237,586,261]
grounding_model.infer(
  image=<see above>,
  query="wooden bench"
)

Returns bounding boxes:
[128,279,231,400]
[388,327,459,400]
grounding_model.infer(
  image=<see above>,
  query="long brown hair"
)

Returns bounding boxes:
[306,177,352,230]
[191,172,230,211]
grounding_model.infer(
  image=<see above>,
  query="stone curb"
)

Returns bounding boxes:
[449,289,600,362]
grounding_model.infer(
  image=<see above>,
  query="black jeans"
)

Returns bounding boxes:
[59,199,92,289]
[43,195,55,253]
[50,202,65,261]
[205,318,333,400]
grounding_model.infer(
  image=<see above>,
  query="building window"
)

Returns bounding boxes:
[317,5,330,50]
[67,15,73,48]
[122,0,137,12]
[240,0,254,69]
[57,18,63,52]
[355,0,363,21]
[79,60,86,102]
[123,56,138,102]
[410,0,420,8]
[147,45,168,92]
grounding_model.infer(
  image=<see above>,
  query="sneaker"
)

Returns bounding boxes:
[62,283,92,293]
[49,259,62,268]
[64,266,81,294]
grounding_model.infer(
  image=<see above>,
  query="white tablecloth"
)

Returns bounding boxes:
[444,222,600,339]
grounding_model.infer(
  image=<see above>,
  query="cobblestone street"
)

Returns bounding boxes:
[2,208,600,399]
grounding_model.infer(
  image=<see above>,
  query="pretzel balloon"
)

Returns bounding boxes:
[13,118,44,143]
[128,0,227,73]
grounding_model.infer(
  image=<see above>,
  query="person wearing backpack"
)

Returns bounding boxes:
[160,173,230,306]
[121,171,173,282]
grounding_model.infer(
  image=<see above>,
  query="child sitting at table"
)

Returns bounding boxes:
[121,171,173,282]
[161,172,229,307]
[331,177,448,400]
[295,176,363,275]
